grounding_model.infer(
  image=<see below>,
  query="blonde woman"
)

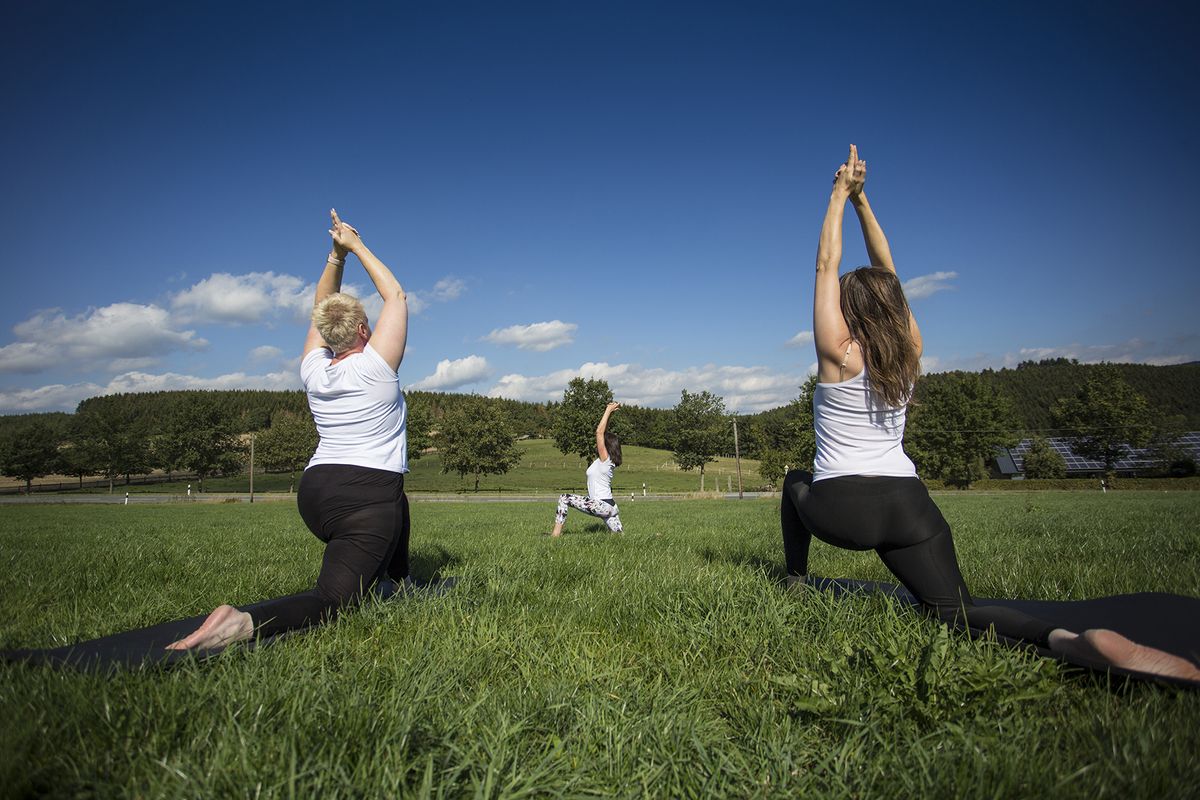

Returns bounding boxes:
[170,210,411,649]
[780,145,1199,683]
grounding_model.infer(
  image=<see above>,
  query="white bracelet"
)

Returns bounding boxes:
[327,255,345,267]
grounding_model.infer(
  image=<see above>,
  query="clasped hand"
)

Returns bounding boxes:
[328,208,363,257]
[833,144,866,197]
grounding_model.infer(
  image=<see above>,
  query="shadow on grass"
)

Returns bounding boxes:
[699,547,788,583]
[410,544,459,581]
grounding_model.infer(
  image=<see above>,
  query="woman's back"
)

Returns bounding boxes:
[302,343,408,473]
[812,368,916,481]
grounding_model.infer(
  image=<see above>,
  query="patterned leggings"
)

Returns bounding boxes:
[556,494,623,532]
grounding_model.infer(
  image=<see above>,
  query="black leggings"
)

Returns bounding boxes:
[781,470,1056,646]
[248,464,410,637]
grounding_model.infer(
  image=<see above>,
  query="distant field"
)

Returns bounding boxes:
[1,493,1198,797]
[13,439,765,495]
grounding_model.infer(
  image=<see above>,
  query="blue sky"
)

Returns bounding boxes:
[2,0,1197,415]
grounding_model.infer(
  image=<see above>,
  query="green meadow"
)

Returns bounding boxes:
[2,493,1198,798]
[98,439,764,495]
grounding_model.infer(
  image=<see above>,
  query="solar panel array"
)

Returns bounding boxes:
[1000,432,1200,474]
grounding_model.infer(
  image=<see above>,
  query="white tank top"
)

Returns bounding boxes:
[812,368,917,481]
[586,458,615,501]
[301,343,408,473]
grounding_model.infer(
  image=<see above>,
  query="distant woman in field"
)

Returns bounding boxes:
[169,209,413,650]
[781,145,1199,683]
[550,402,624,536]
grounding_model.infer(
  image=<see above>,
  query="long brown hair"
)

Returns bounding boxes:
[604,431,623,467]
[839,267,920,407]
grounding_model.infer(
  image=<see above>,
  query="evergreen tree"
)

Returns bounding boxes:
[1052,363,1155,474]
[907,373,1018,487]
[438,397,523,491]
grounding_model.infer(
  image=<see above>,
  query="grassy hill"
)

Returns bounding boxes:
[38,438,766,495]
[406,438,764,494]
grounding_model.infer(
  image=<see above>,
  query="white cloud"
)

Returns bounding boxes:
[407,276,466,315]
[0,342,47,373]
[902,271,957,300]
[483,320,577,351]
[0,367,300,414]
[108,357,162,372]
[430,277,466,301]
[0,382,104,414]
[171,272,312,324]
[249,345,284,362]
[1015,340,1182,366]
[409,355,491,391]
[486,361,805,412]
[103,368,299,394]
[786,330,814,348]
[0,303,206,375]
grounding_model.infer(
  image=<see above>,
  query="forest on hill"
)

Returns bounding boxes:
[1,359,1198,440]
[927,359,1200,432]
[0,360,1197,470]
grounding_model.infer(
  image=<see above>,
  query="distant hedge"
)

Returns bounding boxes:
[922,476,1200,491]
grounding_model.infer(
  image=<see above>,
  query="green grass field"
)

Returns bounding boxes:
[65,439,764,496]
[2,493,1198,798]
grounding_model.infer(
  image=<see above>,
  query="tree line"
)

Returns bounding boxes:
[1,361,1195,492]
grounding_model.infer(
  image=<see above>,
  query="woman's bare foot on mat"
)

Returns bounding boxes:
[166,605,254,650]
[1049,628,1200,683]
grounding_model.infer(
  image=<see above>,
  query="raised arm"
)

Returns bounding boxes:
[849,190,895,271]
[303,216,350,355]
[329,209,409,372]
[595,402,620,462]
[813,146,861,381]
[849,178,922,356]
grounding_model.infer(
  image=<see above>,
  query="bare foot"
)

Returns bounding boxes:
[1049,628,1200,683]
[166,604,254,650]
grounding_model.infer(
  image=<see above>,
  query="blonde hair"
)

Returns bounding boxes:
[839,267,921,408]
[312,292,367,353]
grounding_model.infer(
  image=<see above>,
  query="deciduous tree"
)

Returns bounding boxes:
[165,395,243,492]
[0,420,61,493]
[1052,364,1155,474]
[255,411,318,492]
[73,397,152,492]
[439,397,523,491]
[672,390,729,490]
[907,373,1018,487]
[406,397,434,461]
[1021,436,1066,479]
[552,378,624,462]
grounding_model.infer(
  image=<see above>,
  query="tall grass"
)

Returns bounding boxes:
[2,494,1198,798]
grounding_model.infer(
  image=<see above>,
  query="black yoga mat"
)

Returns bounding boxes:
[811,577,1200,685]
[0,576,458,671]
